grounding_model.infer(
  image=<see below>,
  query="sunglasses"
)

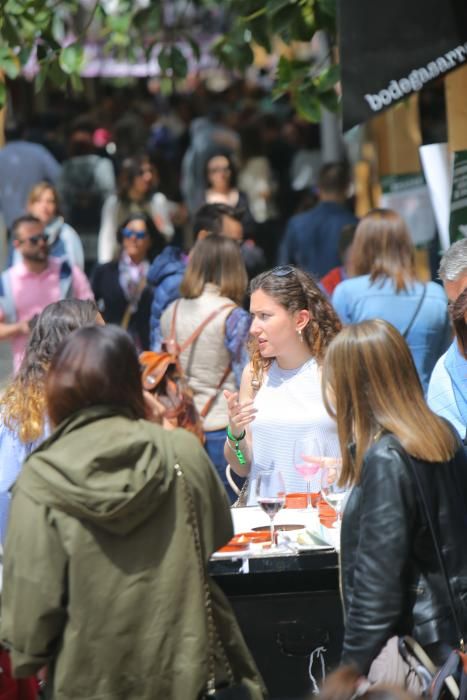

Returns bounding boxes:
[18,233,48,245]
[122,228,147,240]
[271,265,295,277]
[208,166,231,174]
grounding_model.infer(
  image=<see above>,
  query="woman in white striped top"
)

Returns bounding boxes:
[224,265,342,501]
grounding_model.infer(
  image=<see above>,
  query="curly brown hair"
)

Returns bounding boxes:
[1,299,99,443]
[248,265,342,386]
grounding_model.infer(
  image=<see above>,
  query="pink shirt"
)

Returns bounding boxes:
[1,258,94,371]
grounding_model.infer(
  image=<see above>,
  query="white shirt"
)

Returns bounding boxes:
[248,358,340,503]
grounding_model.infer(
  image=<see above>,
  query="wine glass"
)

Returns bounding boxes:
[321,467,348,527]
[293,437,323,509]
[256,470,286,547]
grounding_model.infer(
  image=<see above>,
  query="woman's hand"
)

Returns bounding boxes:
[301,455,342,484]
[223,390,257,436]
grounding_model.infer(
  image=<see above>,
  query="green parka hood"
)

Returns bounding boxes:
[17,405,178,535]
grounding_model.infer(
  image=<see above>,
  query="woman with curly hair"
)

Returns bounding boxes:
[0,298,101,542]
[224,264,342,499]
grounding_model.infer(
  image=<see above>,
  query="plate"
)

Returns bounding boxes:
[217,542,249,554]
[231,531,271,544]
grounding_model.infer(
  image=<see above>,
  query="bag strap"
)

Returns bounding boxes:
[169,302,236,419]
[403,451,465,651]
[169,302,236,354]
[173,463,234,694]
[121,277,147,331]
[402,285,427,339]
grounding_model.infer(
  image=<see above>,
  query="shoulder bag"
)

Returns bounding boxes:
[173,463,252,700]
[140,300,235,442]
[367,447,466,698]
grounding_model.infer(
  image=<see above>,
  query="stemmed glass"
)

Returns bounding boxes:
[320,467,348,527]
[294,437,323,509]
[256,470,286,546]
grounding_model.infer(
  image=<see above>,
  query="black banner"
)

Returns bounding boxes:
[338,0,467,131]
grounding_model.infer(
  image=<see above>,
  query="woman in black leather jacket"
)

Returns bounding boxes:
[322,319,467,679]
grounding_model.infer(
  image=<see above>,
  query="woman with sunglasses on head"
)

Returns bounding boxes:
[323,319,467,686]
[92,213,165,351]
[98,154,175,264]
[224,265,342,500]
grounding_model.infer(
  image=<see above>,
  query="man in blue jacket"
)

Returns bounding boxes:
[279,162,357,278]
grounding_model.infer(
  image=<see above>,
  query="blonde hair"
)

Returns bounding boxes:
[1,300,98,443]
[27,181,59,212]
[248,266,342,386]
[322,319,458,486]
[349,208,416,292]
[180,235,248,306]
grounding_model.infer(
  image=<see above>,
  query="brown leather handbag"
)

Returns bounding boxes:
[140,300,235,443]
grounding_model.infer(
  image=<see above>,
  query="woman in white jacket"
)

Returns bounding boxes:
[98,155,174,263]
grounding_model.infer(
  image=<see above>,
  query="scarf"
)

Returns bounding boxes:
[118,251,149,313]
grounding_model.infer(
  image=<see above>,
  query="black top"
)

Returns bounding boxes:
[91,261,153,350]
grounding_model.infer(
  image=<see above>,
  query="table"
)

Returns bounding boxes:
[209,509,344,700]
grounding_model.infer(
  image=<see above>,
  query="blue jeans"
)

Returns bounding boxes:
[204,428,245,504]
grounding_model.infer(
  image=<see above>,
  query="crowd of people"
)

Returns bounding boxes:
[0,85,466,700]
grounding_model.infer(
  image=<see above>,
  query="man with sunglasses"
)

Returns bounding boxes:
[428,238,467,441]
[0,214,93,372]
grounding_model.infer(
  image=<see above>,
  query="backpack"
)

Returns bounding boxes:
[140,300,235,442]
[59,156,106,233]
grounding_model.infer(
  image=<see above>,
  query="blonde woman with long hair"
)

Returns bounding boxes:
[323,319,467,685]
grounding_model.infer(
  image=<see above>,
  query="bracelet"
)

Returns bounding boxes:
[226,426,246,465]
[226,425,246,442]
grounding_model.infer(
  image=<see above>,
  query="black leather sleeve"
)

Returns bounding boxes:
[341,446,416,673]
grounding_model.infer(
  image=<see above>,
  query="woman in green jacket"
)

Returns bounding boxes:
[1,325,264,700]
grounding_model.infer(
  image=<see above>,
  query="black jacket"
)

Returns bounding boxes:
[91,261,153,350]
[340,433,467,674]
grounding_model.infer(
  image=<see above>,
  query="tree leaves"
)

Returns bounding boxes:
[0,0,340,123]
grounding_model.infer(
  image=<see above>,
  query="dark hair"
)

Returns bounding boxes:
[192,203,242,237]
[318,162,351,196]
[11,214,42,238]
[450,286,467,359]
[249,265,342,382]
[204,150,237,188]
[349,209,416,292]
[116,212,165,261]
[1,299,100,443]
[47,325,146,426]
[180,234,248,305]
[117,155,156,200]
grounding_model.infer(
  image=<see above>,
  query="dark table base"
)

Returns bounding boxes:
[212,551,344,699]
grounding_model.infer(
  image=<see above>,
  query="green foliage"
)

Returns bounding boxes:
[0,0,339,122]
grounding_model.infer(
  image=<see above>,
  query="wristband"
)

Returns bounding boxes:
[226,425,246,442]
[226,426,246,465]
